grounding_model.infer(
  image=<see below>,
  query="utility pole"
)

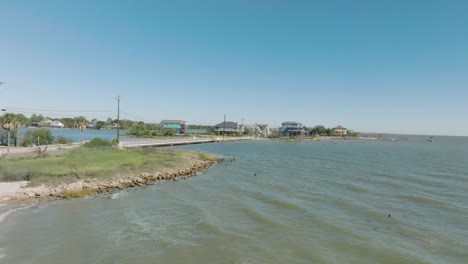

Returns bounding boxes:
[254,122,257,138]
[223,114,226,141]
[241,118,244,138]
[116,96,120,142]
[0,82,9,154]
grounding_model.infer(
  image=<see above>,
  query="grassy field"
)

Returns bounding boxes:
[0,148,210,186]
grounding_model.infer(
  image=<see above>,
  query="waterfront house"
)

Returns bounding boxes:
[256,124,271,137]
[160,120,187,134]
[50,120,64,128]
[214,121,239,134]
[333,125,348,136]
[281,121,306,137]
[40,119,53,127]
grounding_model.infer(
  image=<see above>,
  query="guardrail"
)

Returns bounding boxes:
[119,136,253,149]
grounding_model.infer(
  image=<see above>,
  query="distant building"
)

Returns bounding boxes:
[256,124,271,137]
[87,118,98,129]
[160,120,188,134]
[40,119,53,127]
[333,125,348,136]
[50,120,64,128]
[214,121,239,134]
[281,121,306,137]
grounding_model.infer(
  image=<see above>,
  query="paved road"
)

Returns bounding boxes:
[0,137,254,155]
[0,142,83,156]
[119,136,253,149]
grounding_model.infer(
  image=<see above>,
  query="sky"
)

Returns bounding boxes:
[1,0,467,136]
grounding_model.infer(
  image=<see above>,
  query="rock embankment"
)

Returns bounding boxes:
[5,158,229,203]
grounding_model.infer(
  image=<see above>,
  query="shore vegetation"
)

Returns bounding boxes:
[0,147,215,187]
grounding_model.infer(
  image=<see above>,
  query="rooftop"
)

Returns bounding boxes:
[161,120,187,124]
[282,121,301,125]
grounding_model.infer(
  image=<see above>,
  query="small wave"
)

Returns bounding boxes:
[247,190,308,213]
[0,248,5,260]
[384,180,407,190]
[0,204,36,224]
[400,195,457,209]
[110,193,120,199]
[341,182,370,194]
[239,206,284,228]
[260,196,308,213]
[197,218,224,235]
[234,259,253,264]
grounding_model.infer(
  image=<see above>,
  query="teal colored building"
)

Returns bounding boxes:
[281,121,306,137]
[160,120,188,134]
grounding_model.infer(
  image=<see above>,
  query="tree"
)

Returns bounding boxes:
[21,131,33,146]
[12,114,28,146]
[268,131,281,138]
[95,121,106,129]
[129,123,147,136]
[162,128,176,136]
[30,114,45,123]
[0,113,15,153]
[312,125,332,136]
[22,128,55,146]
[83,137,113,148]
[55,136,72,144]
[60,117,75,128]
[243,127,253,136]
[74,116,87,147]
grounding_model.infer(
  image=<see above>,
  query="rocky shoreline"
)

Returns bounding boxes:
[1,157,229,205]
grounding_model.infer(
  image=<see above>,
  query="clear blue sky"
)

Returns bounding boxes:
[1,0,467,135]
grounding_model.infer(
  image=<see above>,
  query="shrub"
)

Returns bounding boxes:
[63,189,97,199]
[56,136,72,144]
[0,170,37,182]
[162,128,176,136]
[198,152,217,161]
[22,129,55,146]
[83,137,113,148]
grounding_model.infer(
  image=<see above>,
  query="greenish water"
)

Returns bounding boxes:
[1,137,467,263]
[18,128,129,143]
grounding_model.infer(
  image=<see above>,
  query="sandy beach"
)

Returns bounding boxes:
[0,181,29,201]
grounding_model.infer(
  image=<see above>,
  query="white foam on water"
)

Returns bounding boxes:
[0,204,35,224]
[109,191,129,200]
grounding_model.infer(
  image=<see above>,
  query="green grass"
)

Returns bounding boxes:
[0,148,212,186]
[63,189,98,199]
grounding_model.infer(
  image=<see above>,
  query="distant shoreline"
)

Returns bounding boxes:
[271,136,380,141]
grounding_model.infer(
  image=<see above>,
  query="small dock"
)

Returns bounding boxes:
[119,137,252,149]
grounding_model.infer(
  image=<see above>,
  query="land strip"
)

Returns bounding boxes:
[0,148,225,204]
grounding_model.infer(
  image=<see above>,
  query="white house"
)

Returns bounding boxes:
[51,120,64,128]
[333,125,347,136]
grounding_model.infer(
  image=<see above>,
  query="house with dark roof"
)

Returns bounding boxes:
[214,121,239,134]
[333,125,347,136]
[281,121,306,137]
[160,120,187,134]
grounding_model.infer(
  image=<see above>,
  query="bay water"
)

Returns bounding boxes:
[18,128,129,143]
[0,137,467,263]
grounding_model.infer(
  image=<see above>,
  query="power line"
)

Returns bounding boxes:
[120,111,156,123]
[4,109,112,118]
[2,106,156,123]
[3,106,115,113]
